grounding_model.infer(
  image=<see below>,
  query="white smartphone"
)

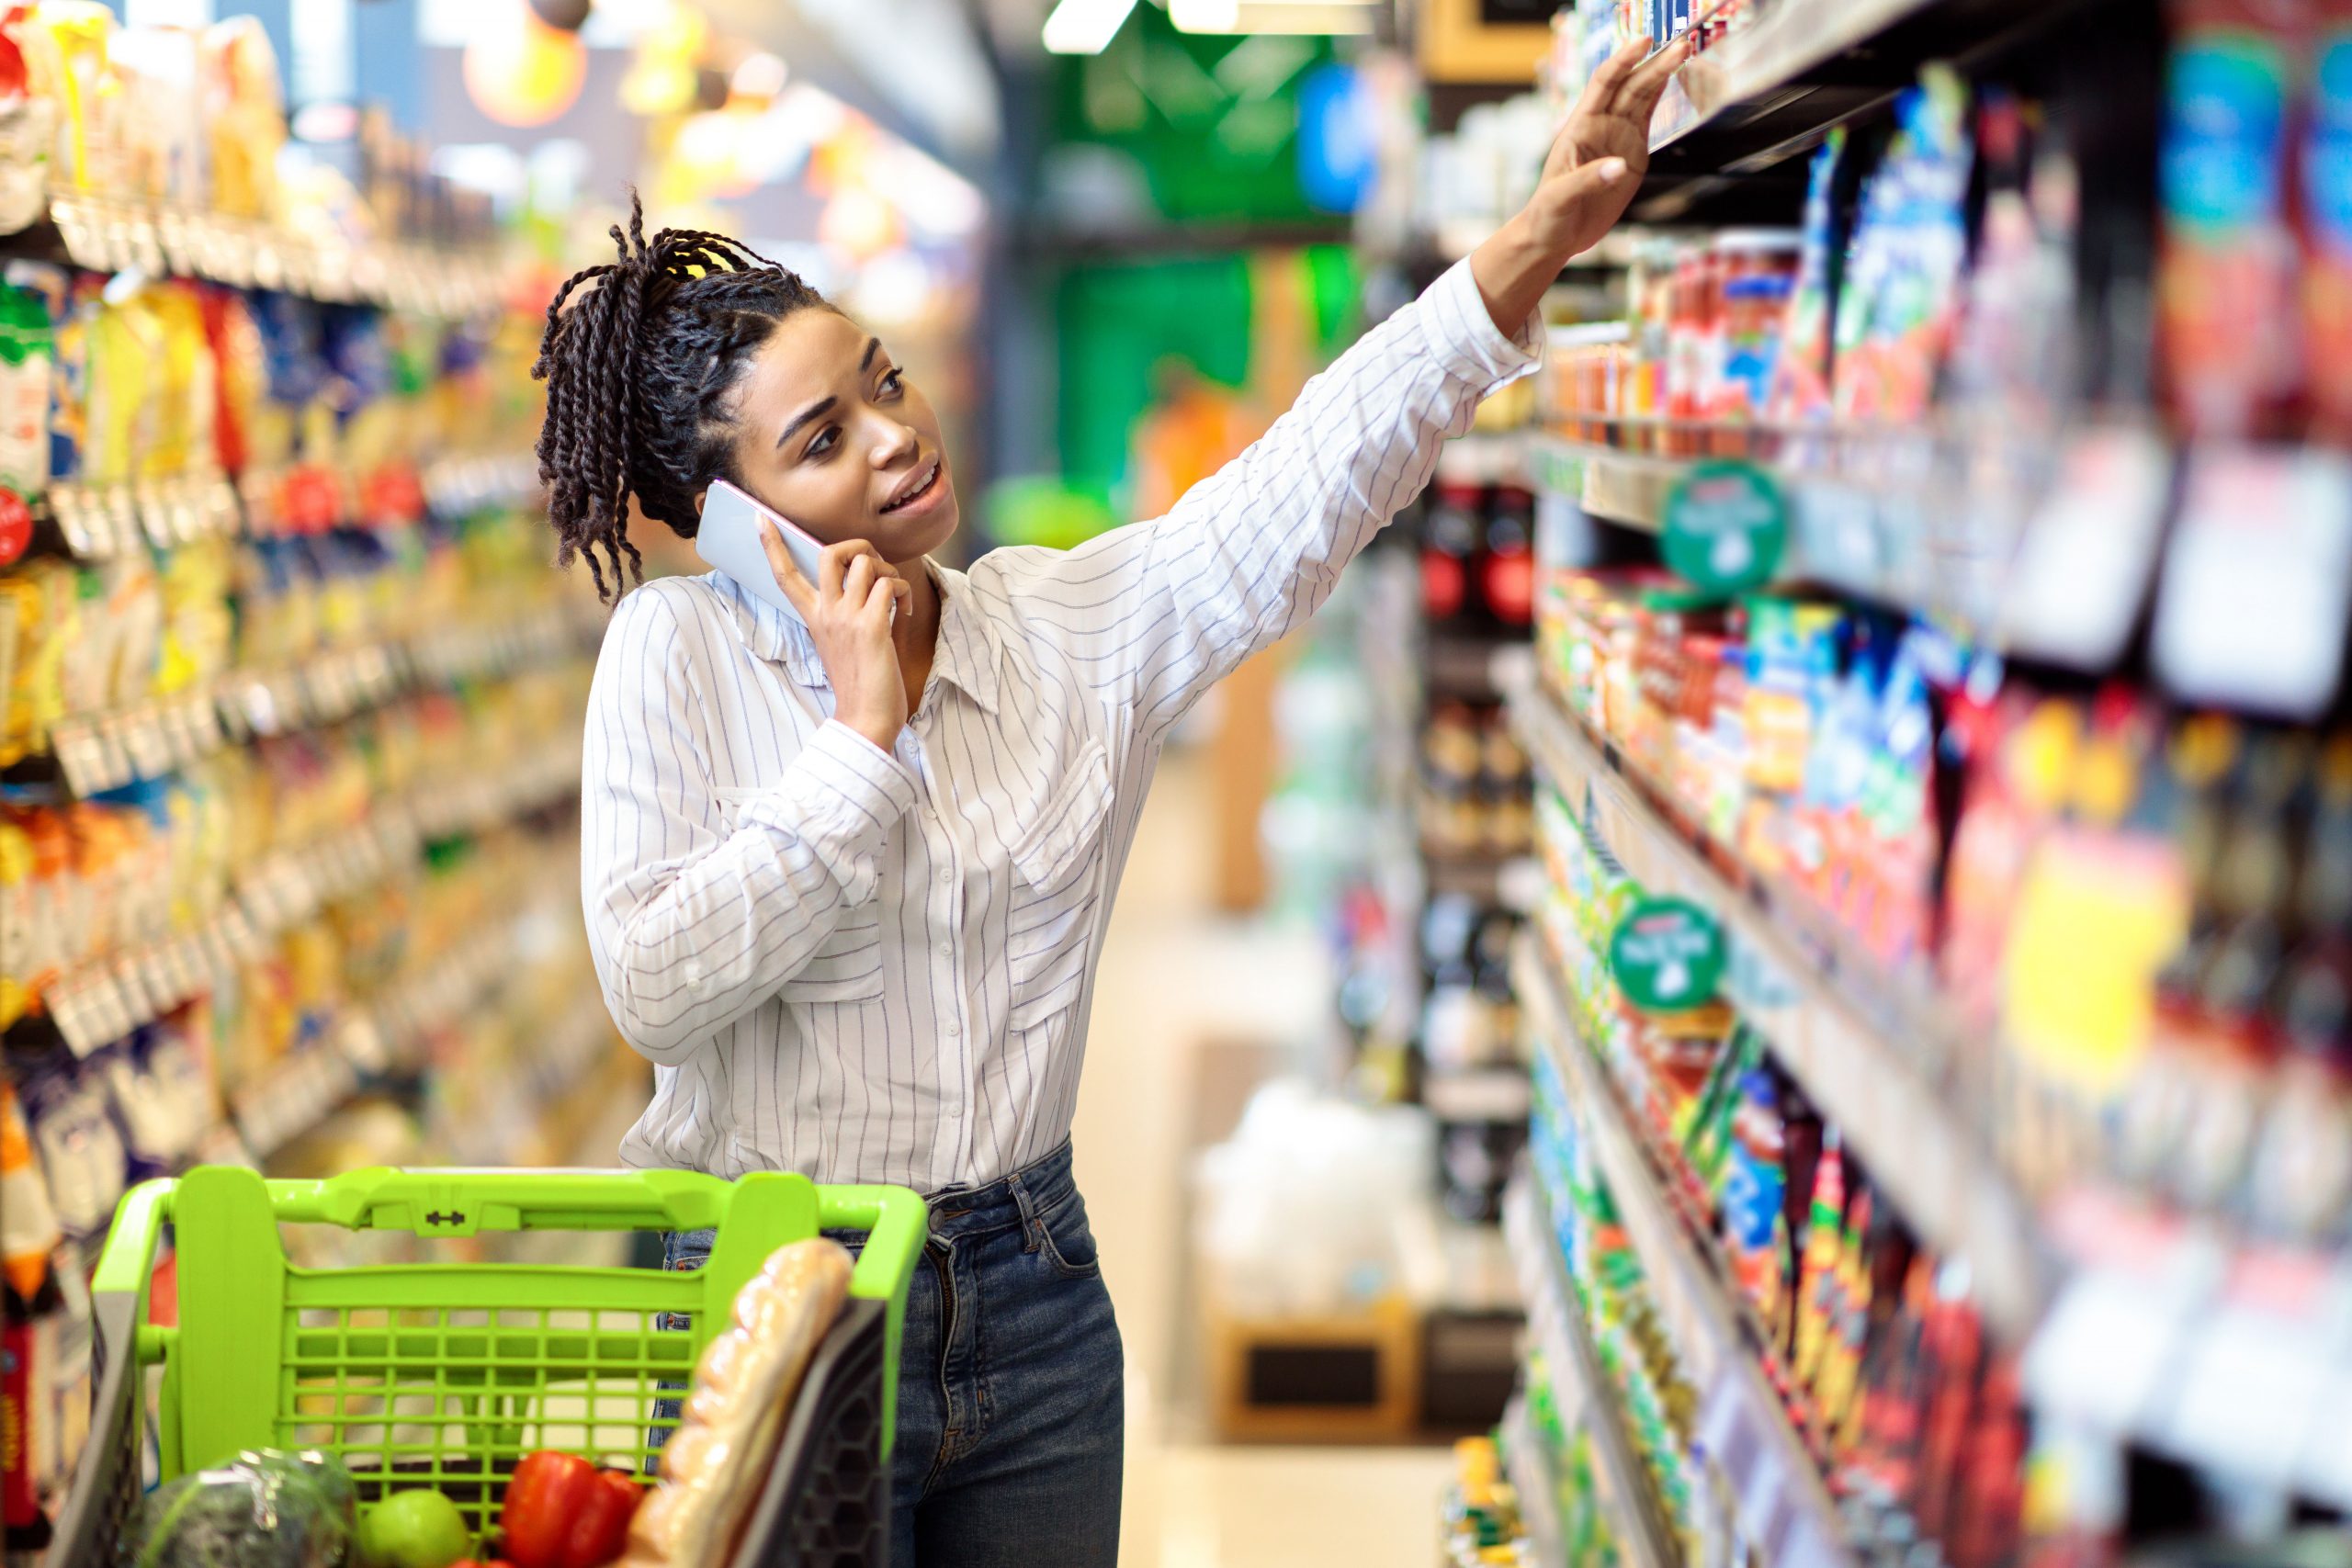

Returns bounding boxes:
[695,478,829,625]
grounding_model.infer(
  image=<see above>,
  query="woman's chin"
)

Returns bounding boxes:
[885,495,961,564]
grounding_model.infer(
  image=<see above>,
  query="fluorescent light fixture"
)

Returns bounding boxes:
[1171,0,1376,33]
[1043,0,1138,53]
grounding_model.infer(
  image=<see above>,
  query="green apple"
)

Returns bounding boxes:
[356,1489,473,1568]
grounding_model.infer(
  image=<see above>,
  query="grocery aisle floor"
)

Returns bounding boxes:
[1070,737,1453,1568]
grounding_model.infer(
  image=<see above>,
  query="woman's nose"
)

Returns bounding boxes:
[869,419,919,467]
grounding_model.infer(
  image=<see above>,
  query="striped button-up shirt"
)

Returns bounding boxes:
[582,259,1539,1191]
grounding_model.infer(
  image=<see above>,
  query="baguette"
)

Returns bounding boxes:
[632,1237,854,1564]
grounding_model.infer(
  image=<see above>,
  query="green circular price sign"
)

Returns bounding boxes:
[1662,459,1788,596]
[1608,896,1727,1012]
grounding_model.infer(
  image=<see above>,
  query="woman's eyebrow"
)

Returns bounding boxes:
[862,337,882,371]
[777,396,838,448]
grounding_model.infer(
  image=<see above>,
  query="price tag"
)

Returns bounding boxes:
[1796,479,1880,602]
[2297,1361,2352,1508]
[110,955,155,1029]
[2154,445,2352,718]
[54,722,101,795]
[1700,1371,1795,1559]
[122,706,171,780]
[49,980,102,1058]
[89,974,134,1049]
[1998,427,2172,670]
[2024,1267,2191,1432]
[2160,1302,2331,1481]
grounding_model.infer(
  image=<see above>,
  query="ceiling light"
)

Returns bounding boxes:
[1172,0,1375,32]
[1042,0,1138,53]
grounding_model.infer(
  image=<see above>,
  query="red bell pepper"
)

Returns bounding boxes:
[500,1451,645,1568]
[453,1561,518,1568]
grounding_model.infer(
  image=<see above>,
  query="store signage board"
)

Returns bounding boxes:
[1611,896,1727,1011]
[2154,445,2352,718]
[1663,460,1788,597]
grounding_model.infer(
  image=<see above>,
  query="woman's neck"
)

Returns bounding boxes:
[895,556,944,711]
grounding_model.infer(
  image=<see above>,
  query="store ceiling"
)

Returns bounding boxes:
[696,0,1012,164]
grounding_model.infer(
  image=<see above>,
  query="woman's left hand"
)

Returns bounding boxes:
[1470,33,1689,333]
[1524,34,1691,260]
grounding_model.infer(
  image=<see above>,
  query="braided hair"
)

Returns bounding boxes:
[532,193,830,600]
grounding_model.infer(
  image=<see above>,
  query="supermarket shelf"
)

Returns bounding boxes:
[1501,1174,1678,1568]
[1500,1395,1567,1568]
[1526,434,1675,534]
[40,598,595,796]
[39,736,582,1060]
[237,905,605,1164]
[43,451,540,562]
[1423,849,1542,908]
[1516,934,1853,1568]
[1424,635,1524,700]
[6,194,502,315]
[1424,1066,1535,1125]
[1636,0,2080,219]
[1505,669,2050,1337]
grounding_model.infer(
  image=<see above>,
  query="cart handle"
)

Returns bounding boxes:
[816,1184,928,1304]
[93,1179,174,1299]
[94,1169,932,1303]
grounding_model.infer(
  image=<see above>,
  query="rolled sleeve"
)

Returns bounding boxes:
[1419,258,1546,389]
[737,719,918,905]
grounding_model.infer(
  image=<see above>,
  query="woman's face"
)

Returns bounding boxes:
[719,307,958,566]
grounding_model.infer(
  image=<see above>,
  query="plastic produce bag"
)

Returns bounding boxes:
[131,1448,356,1568]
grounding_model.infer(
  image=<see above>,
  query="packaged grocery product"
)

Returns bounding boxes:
[131,1447,358,1568]
[2159,0,2303,439]
[0,1074,59,1299]
[2306,2,2352,441]
[1833,70,1974,423]
[629,1237,854,1565]
[198,16,284,220]
[1768,131,1844,425]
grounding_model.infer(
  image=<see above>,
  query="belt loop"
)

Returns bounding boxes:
[1007,1168,1044,1254]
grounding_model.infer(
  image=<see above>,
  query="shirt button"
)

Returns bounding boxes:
[937,942,953,959]
[937,868,953,885]
[945,1019,961,1037]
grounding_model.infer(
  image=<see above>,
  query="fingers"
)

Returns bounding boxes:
[842,553,877,607]
[1555,155,1639,212]
[862,577,899,624]
[817,538,894,603]
[1623,33,1691,117]
[761,522,817,615]
[1582,33,1648,114]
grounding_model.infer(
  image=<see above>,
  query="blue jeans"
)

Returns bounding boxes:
[656,1141,1124,1567]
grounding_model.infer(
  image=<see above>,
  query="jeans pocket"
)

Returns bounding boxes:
[1034,1190,1101,1280]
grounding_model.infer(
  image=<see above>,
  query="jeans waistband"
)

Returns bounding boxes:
[922,1138,1078,1244]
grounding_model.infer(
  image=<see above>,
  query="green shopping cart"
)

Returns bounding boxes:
[43,1164,927,1567]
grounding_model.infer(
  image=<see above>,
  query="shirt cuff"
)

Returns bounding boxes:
[1419,257,1546,390]
[739,719,918,904]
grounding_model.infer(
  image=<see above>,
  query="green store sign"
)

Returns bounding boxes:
[1609,896,1727,1011]
[1662,460,1787,596]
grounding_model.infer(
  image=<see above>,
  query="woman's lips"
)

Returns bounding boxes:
[880,457,945,517]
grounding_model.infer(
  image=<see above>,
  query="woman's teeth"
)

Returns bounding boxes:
[884,461,939,513]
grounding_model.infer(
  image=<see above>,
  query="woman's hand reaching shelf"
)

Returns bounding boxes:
[1472,33,1690,335]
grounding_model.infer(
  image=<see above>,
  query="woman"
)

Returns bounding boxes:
[538,35,1685,1566]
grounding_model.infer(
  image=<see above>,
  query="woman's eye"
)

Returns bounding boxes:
[808,428,838,457]
[879,368,904,399]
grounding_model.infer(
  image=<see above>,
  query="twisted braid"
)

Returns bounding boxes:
[532,192,830,601]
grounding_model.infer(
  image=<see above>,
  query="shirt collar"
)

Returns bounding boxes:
[708,559,1000,716]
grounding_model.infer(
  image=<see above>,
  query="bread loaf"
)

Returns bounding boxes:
[631,1236,854,1564]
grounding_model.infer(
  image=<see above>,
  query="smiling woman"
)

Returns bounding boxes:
[538,39,1685,1557]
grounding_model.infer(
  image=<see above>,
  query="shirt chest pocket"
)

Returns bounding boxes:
[1003,741,1114,1032]
[709,786,887,1006]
